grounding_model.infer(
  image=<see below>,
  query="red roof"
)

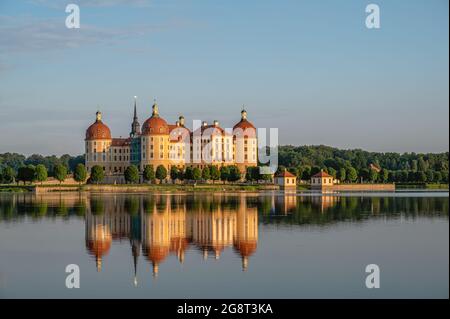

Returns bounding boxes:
[312,171,332,178]
[142,115,170,135]
[85,120,111,140]
[111,138,131,146]
[275,170,296,178]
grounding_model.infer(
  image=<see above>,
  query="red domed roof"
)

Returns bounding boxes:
[233,119,256,131]
[142,245,170,263]
[233,240,257,257]
[86,120,111,140]
[233,110,256,138]
[142,116,169,135]
[86,225,112,256]
[85,112,111,140]
[141,102,170,135]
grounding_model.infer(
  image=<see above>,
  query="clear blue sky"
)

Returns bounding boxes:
[0,0,448,156]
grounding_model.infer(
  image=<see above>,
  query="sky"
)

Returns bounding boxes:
[0,0,448,156]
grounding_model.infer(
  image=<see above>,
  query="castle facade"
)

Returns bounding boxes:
[85,100,257,182]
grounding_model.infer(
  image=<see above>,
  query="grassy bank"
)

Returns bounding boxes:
[395,183,449,190]
[80,183,278,193]
[0,185,34,192]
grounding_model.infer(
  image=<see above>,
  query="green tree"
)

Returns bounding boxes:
[1,166,15,184]
[143,165,155,183]
[417,171,427,183]
[359,168,370,183]
[170,166,179,182]
[369,169,378,183]
[54,164,67,184]
[192,167,202,181]
[301,166,312,180]
[220,166,230,183]
[346,167,358,183]
[124,165,139,184]
[210,165,220,183]
[74,163,87,185]
[155,165,167,183]
[184,166,194,180]
[426,170,434,183]
[202,166,210,180]
[35,164,48,185]
[17,165,35,184]
[228,165,241,182]
[417,157,428,172]
[441,171,449,183]
[310,166,321,176]
[379,168,389,183]
[327,167,337,179]
[245,166,259,182]
[434,171,442,183]
[337,167,346,182]
[90,165,105,184]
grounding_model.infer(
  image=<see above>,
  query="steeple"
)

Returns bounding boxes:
[130,96,141,137]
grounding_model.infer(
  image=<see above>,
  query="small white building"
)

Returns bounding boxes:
[274,170,297,188]
[311,170,335,189]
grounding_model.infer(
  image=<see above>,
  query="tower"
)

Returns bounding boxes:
[130,96,141,137]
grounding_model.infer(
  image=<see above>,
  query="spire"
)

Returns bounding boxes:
[133,252,138,287]
[130,96,141,137]
[133,96,138,120]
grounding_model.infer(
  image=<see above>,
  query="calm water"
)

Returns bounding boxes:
[0,191,448,299]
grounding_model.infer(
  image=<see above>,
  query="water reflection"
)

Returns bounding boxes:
[83,195,258,278]
[0,192,448,281]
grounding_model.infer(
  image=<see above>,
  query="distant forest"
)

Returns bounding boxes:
[277,145,449,183]
[0,144,449,183]
[0,153,84,177]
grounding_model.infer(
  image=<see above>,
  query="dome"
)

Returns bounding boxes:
[142,117,169,135]
[233,240,257,257]
[141,102,170,135]
[86,238,112,257]
[142,245,170,263]
[233,109,256,137]
[85,111,111,140]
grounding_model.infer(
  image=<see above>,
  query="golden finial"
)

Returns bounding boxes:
[152,98,159,116]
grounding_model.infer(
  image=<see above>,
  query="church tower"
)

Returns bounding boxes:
[130,96,141,137]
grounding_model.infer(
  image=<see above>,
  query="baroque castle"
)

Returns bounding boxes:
[85,99,257,182]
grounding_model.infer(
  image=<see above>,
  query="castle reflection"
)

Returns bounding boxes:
[1,191,447,284]
[84,195,258,280]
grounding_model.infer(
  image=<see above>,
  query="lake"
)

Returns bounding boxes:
[0,191,448,298]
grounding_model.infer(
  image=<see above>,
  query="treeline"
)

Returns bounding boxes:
[120,164,269,184]
[277,145,449,184]
[0,153,85,184]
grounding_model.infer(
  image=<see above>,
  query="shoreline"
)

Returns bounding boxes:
[0,183,448,194]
